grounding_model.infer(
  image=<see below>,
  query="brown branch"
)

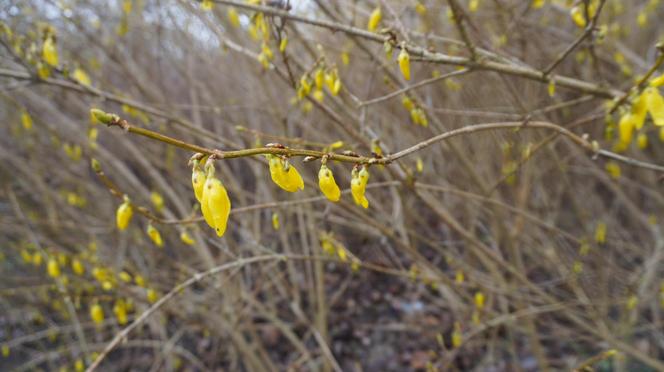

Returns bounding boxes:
[96,110,664,173]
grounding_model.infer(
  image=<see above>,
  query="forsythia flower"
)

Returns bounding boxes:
[318,164,341,202]
[147,224,164,247]
[201,0,213,10]
[618,112,635,145]
[90,303,104,325]
[367,7,382,32]
[350,166,369,208]
[398,48,411,81]
[272,213,280,230]
[47,258,61,278]
[644,87,664,126]
[72,68,91,86]
[42,35,58,67]
[151,191,164,212]
[192,160,206,202]
[116,197,133,231]
[570,6,586,28]
[113,299,128,325]
[474,292,485,309]
[228,7,240,28]
[146,288,158,303]
[268,155,304,192]
[279,37,288,53]
[201,166,232,237]
[180,231,195,245]
[21,111,33,130]
[71,258,85,275]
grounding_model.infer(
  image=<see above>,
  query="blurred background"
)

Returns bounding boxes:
[1,0,663,370]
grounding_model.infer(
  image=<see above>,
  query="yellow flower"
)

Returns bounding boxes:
[147,224,164,247]
[151,191,164,212]
[318,164,341,202]
[71,258,85,275]
[119,271,132,282]
[314,68,324,90]
[21,111,33,130]
[116,198,132,231]
[350,166,369,208]
[90,303,104,325]
[268,156,304,192]
[474,292,485,310]
[2,344,8,357]
[532,0,545,9]
[451,322,462,348]
[570,6,586,28]
[606,161,621,179]
[548,79,555,97]
[469,0,480,12]
[402,95,414,111]
[398,48,411,81]
[134,274,146,287]
[595,222,607,244]
[113,299,128,325]
[201,0,213,10]
[618,112,635,145]
[367,7,382,32]
[416,157,424,173]
[192,162,207,202]
[644,87,664,126]
[146,288,159,303]
[632,92,648,130]
[47,258,61,278]
[72,68,91,86]
[651,74,664,88]
[203,173,232,237]
[279,37,288,52]
[637,133,648,149]
[272,213,280,230]
[228,7,240,28]
[180,231,195,245]
[42,36,58,67]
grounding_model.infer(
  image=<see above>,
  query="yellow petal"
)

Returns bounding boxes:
[72,68,91,86]
[645,87,664,126]
[632,92,648,129]
[192,166,206,202]
[205,177,231,237]
[90,304,104,325]
[147,224,164,247]
[618,112,635,144]
[200,177,215,228]
[116,201,133,231]
[21,111,33,130]
[269,156,303,192]
[47,258,61,278]
[42,36,58,67]
[180,231,195,245]
[318,165,341,202]
[350,167,369,208]
[570,6,586,28]
[228,7,240,28]
[398,48,411,81]
[367,7,382,32]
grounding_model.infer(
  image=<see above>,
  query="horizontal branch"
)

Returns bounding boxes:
[95,109,664,174]
[208,0,623,99]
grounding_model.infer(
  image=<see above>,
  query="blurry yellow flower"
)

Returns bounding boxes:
[42,36,58,67]
[644,87,664,126]
[228,7,240,28]
[279,37,288,52]
[47,258,61,278]
[637,133,648,149]
[570,6,586,28]
[367,7,382,32]
[151,191,164,212]
[595,222,607,244]
[21,111,33,130]
[318,164,341,202]
[113,299,128,325]
[272,213,280,230]
[116,198,132,231]
[451,322,462,348]
[180,231,195,245]
[201,0,213,10]
[146,288,159,303]
[618,112,635,145]
[474,292,485,310]
[398,48,411,81]
[605,161,621,179]
[72,68,91,86]
[72,258,85,275]
[147,224,164,247]
[90,303,104,325]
